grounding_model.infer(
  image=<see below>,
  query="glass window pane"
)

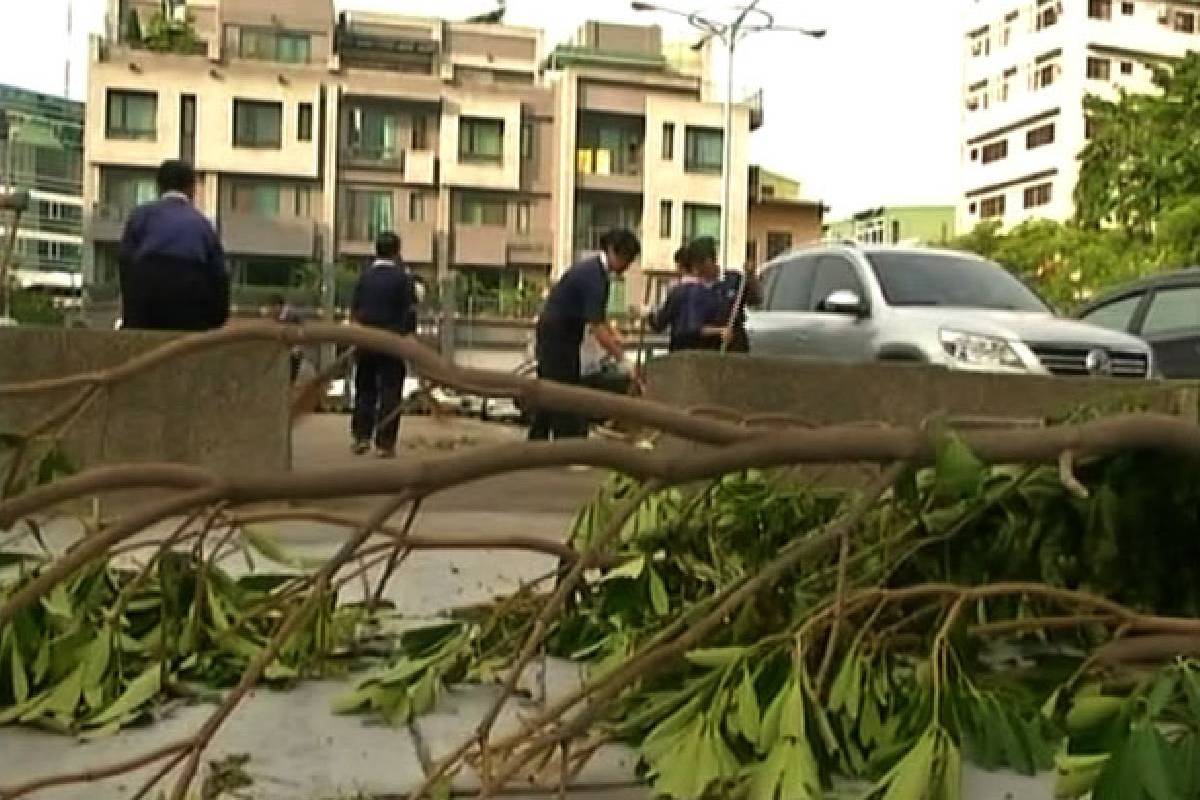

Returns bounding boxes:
[1143,287,1200,335]
[367,192,395,239]
[1081,294,1142,332]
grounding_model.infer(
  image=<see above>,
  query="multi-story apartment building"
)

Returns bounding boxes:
[825,206,955,246]
[0,83,85,291]
[959,0,1200,233]
[83,0,753,320]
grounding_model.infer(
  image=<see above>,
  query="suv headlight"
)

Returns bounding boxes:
[939,329,1026,370]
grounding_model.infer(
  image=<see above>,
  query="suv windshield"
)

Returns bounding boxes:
[866,252,1048,312]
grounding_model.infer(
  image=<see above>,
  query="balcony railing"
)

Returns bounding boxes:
[575,147,642,178]
[341,145,405,170]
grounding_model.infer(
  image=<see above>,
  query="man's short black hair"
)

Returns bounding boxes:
[376,232,401,259]
[598,228,641,262]
[689,236,718,264]
[156,159,195,195]
[673,244,692,268]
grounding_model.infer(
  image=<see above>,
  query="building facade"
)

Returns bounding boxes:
[959,0,1200,233]
[0,83,85,293]
[825,206,955,246]
[83,0,754,319]
[746,165,824,266]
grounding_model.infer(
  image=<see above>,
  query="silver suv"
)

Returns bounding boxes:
[747,244,1154,378]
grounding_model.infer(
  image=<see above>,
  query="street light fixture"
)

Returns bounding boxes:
[631,1,825,276]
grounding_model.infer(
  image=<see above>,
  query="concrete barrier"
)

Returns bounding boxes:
[645,353,1200,426]
[0,328,291,481]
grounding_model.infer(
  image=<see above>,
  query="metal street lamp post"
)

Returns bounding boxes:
[631,1,824,275]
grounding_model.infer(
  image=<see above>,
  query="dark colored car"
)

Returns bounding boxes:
[1076,268,1200,379]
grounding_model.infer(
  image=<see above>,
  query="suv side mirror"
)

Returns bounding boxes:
[822,290,866,316]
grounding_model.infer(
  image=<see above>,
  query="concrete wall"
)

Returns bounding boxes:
[0,328,291,481]
[645,352,1199,427]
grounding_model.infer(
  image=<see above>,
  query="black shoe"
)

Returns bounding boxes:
[375,446,397,459]
[352,440,370,455]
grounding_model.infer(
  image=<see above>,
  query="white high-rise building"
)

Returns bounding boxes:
[959,0,1200,233]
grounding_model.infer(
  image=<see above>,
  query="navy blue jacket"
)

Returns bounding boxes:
[352,260,415,334]
[649,280,721,352]
[537,255,610,351]
[118,195,229,331]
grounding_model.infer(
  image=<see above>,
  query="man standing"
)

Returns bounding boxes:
[118,160,229,331]
[529,228,640,441]
[350,232,413,458]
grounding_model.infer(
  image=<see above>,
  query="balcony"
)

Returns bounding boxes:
[454,226,507,266]
[507,232,553,265]
[576,148,643,194]
[341,145,405,171]
[86,204,132,243]
[221,214,318,259]
[339,220,435,263]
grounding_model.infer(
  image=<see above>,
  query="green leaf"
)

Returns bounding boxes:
[684,646,746,669]
[1132,726,1180,800]
[86,665,160,728]
[934,432,985,500]
[24,664,84,721]
[877,728,936,800]
[737,668,761,747]
[242,525,323,569]
[603,555,646,582]
[10,638,29,704]
[648,568,670,617]
[780,680,805,740]
[81,636,111,688]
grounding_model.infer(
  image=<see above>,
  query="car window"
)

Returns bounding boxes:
[865,252,1048,312]
[810,256,866,312]
[767,256,816,311]
[1143,286,1200,335]
[1080,293,1143,332]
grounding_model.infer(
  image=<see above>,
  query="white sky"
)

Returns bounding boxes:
[0,0,964,218]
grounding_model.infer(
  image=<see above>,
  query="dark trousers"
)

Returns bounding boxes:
[352,350,405,450]
[529,334,587,441]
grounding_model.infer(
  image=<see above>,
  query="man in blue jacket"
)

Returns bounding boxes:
[529,228,640,441]
[118,160,229,331]
[350,232,414,458]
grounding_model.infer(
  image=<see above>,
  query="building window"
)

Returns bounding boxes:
[981,140,1008,164]
[520,120,533,159]
[1121,1,1134,13]
[1023,182,1053,209]
[683,203,721,244]
[412,115,428,150]
[230,181,282,216]
[294,186,313,218]
[239,28,311,64]
[684,127,723,174]
[891,220,902,243]
[1036,1,1059,30]
[1085,116,1098,139]
[106,90,157,140]
[968,202,978,214]
[459,117,504,163]
[1088,0,1112,20]
[766,231,792,260]
[659,200,672,239]
[101,170,158,212]
[1120,61,1134,75]
[348,107,399,161]
[1026,122,1055,148]
[980,195,1006,219]
[298,103,313,142]
[1087,56,1111,80]
[345,190,394,240]
[969,30,990,58]
[1176,11,1197,33]
[970,148,979,161]
[458,194,507,226]
[1033,61,1057,90]
[516,201,531,234]
[409,192,424,223]
[662,122,675,159]
[233,99,283,148]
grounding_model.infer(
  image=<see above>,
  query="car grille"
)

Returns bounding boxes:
[1029,344,1149,378]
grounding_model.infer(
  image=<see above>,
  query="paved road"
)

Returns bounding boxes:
[292,413,604,515]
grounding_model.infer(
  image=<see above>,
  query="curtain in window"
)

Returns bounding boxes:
[278,35,310,64]
[367,192,394,239]
[252,185,281,216]
[694,132,722,168]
